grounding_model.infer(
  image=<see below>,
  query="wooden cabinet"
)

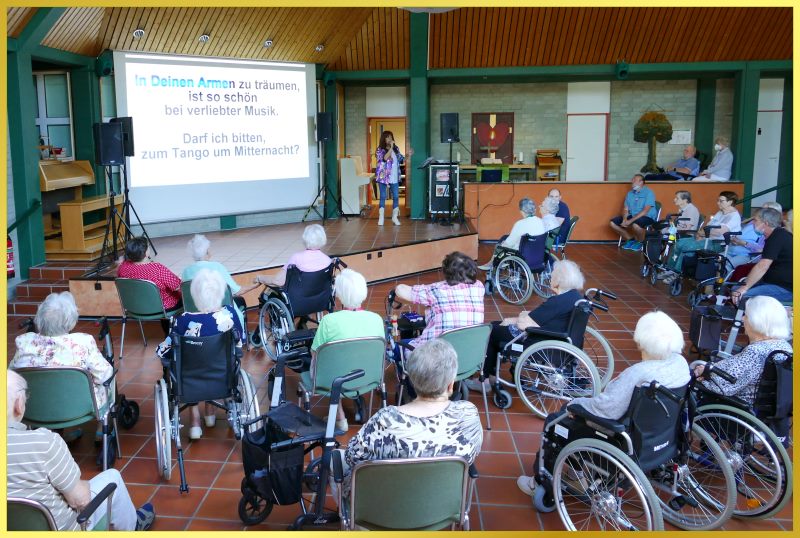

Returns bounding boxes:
[535,149,563,181]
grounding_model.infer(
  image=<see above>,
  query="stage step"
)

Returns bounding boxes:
[8,261,95,314]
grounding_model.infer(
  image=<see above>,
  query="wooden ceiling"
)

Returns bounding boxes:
[7,7,792,70]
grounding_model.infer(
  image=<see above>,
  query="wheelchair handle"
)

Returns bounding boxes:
[702,224,721,235]
[589,301,609,313]
[705,363,736,384]
[96,316,111,340]
[648,381,681,403]
[585,288,618,302]
[334,257,348,270]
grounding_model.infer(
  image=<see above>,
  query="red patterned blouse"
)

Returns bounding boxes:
[117,260,182,309]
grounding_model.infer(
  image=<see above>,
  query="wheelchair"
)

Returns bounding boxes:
[485,231,559,305]
[255,259,344,360]
[533,381,737,531]
[489,289,617,413]
[690,350,793,519]
[238,351,363,530]
[667,226,740,298]
[154,328,260,492]
[640,213,698,282]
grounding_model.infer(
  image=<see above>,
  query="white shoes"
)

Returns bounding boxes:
[189,426,203,440]
[335,418,349,431]
[391,207,401,225]
[517,475,536,496]
[204,415,216,428]
[378,207,385,226]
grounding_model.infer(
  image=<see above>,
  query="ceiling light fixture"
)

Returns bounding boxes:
[199,34,210,43]
[315,44,325,52]
[132,28,145,39]
[263,39,273,48]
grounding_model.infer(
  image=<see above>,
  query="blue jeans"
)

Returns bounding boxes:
[378,182,399,208]
[742,283,793,304]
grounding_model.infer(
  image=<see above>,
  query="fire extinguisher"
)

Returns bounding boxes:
[7,235,15,278]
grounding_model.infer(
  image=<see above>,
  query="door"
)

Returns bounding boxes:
[566,114,608,181]
[751,111,782,207]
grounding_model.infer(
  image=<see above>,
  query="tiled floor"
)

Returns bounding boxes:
[7,243,793,531]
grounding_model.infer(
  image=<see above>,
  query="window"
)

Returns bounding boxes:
[33,71,75,159]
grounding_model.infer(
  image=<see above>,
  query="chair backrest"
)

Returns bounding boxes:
[439,324,492,382]
[313,336,386,395]
[7,498,58,531]
[696,214,706,232]
[753,350,793,430]
[115,278,168,318]
[283,263,335,318]
[518,233,547,271]
[172,329,237,404]
[623,382,688,472]
[654,200,662,221]
[16,367,99,429]
[564,300,592,349]
[349,456,470,530]
[561,215,579,245]
[180,280,233,312]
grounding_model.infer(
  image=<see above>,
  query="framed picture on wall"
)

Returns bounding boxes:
[471,113,514,164]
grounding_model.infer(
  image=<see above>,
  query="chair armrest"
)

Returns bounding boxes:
[468,463,479,479]
[566,403,626,433]
[76,482,117,527]
[332,450,344,483]
[524,327,569,342]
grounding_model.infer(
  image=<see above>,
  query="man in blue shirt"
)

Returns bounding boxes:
[548,188,571,246]
[609,174,657,251]
[646,145,701,181]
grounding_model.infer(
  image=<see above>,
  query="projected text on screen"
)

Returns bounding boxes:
[122,55,309,188]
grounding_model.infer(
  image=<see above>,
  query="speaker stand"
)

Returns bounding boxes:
[302,140,348,225]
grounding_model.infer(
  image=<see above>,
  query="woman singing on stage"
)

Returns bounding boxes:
[375,130,413,226]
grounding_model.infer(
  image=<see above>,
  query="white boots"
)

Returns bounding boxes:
[378,207,401,226]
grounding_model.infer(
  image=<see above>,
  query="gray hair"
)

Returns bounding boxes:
[189,269,226,313]
[757,207,783,229]
[745,296,790,340]
[634,311,684,361]
[550,260,585,292]
[7,369,27,421]
[675,190,692,203]
[188,234,211,261]
[715,136,730,146]
[302,224,327,250]
[519,198,536,217]
[406,339,458,398]
[540,196,559,216]
[762,201,783,213]
[35,291,79,336]
[334,268,368,309]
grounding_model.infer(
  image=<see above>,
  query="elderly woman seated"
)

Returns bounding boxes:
[540,195,565,233]
[516,311,691,497]
[339,338,483,498]
[156,269,244,440]
[253,223,332,288]
[117,236,182,335]
[309,269,385,431]
[477,198,545,271]
[11,291,113,444]
[693,296,792,407]
[466,259,585,392]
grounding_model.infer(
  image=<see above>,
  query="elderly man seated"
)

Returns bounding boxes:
[733,207,793,305]
[609,174,658,252]
[7,370,155,531]
[646,144,701,181]
[478,198,544,270]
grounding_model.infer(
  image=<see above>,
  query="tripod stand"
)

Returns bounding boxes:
[92,162,154,276]
[440,130,463,226]
[302,140,348,224]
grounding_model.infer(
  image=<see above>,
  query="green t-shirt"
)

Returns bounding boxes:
[311,310,385,351]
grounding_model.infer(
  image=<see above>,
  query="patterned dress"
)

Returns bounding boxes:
[11,332,113,408]
[408,281,485,347]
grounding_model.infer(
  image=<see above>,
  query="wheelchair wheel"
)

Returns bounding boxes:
[493,389,513,410]
[670,277,683,296]
[553,438,663,531]
[532,253,559,299]
[493,255,533,305]
[153,379,172,480]
[653,424,736,530]
[694,404,793,519]
[258,297,294,360]
[238,493,273,525]
[234,370,261,439]
[583,327,614,389]
[118,396,140,429]
[514,340,601,419]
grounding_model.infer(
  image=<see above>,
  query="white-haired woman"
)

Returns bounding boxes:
[309,269,385,430]
[342,339,483,497]
[540,196,565,233]
[253,224,331,288]
[467,259,584,392]
[11,291,113,442]
[694,296,792,406]
[694,136,734,181]
[478,198,545,271]
[517,311,691,496]
[156,269,244,439]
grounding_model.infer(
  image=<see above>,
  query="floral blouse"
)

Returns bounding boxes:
[11,332,113,408]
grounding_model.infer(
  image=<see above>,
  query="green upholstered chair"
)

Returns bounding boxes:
[180,280,233,313]
[115,277,183,360]
[552,215,580,258]
[439,323,493,430]
[8,482,117,530]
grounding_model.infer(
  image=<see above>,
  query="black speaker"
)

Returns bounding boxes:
[93,122,124,166]
[95,50,114,77]
[316,112,332,141]
[111,116,135,157]
[615,61,630,80]
[440,113,459,143]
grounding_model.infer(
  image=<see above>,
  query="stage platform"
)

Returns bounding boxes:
[69,217,477,317]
